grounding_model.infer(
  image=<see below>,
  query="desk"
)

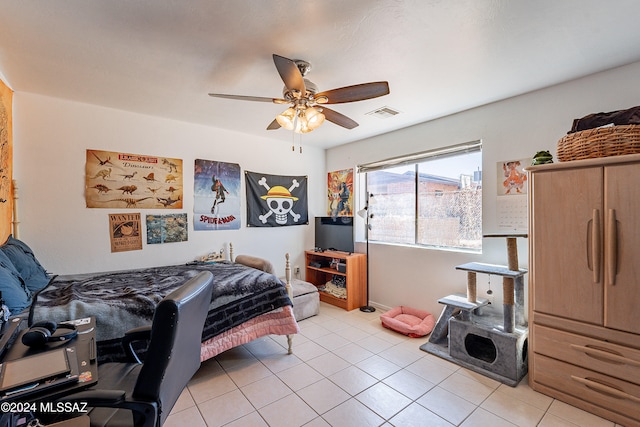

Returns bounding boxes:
[0,318,97,426]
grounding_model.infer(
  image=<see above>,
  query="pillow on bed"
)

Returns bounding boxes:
[0,235,50,293]
[234,255,275,275]
[0,251,32,314]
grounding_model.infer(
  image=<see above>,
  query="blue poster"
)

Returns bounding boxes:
[194,159,241,230]
[146,213,188,243]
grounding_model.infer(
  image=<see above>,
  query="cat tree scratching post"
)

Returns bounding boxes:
[502,236,519,333]
[421,233,529,386]
[467,272,477,303]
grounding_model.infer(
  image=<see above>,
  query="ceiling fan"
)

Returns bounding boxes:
[208,54,390,134]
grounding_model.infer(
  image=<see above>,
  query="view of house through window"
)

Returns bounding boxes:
[362,142,482,252]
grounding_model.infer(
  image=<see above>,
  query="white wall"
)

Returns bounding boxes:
[11,93,326,276]
[10,61,640,315]
[327,61,640,316]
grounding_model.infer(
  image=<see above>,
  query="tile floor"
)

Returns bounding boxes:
[165,302,622,427]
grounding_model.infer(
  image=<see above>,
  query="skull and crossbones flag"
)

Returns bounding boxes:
[245,171,308,227]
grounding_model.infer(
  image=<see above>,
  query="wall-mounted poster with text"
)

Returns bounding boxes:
[194,159,241,230]
[496,158,530,233]
[246,171,308,227]
[85,149,183,209]
[109,213,142,252]
[327,168,353,217]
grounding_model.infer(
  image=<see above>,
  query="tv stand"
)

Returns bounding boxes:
[305,250,366,311]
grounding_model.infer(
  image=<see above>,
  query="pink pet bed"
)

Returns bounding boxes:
[380,306,435,338]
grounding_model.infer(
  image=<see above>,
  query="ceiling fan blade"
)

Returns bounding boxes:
[273,54,306,95]
[267,119,281,130]
[315,81,389,104]
[321,107,359,129]
[208,93,288,104]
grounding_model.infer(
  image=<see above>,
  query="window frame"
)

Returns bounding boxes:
[357,140,482,253]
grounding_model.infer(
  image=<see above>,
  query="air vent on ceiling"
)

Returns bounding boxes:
[366,106,401,119]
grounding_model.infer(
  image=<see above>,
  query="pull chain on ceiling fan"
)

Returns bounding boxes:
[209,54,390,134]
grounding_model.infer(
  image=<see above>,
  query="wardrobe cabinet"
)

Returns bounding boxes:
[528,154,640,427]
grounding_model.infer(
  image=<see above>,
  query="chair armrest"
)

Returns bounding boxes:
[60,389,126,407]
[122,326,152,364]
[59,389,158,427]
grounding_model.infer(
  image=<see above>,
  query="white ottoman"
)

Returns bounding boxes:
[235,255,319,321]
[285,278,320,321]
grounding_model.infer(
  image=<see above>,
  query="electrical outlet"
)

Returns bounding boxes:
[294,266,300,275]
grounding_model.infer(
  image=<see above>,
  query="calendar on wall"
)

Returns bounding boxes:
[497,195,528,232]
[496,158,530,233]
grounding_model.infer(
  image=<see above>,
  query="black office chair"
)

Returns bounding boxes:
[61,271,214,427]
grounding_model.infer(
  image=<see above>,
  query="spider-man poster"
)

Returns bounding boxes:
[194,159,241,230]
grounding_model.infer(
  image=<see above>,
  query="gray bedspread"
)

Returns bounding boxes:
[30,262,292,346]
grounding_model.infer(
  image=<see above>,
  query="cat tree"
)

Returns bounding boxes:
[420,234,528,386]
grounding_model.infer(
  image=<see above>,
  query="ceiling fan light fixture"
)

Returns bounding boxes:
[276,107,297,130]
[276,106,324,133]
[305,107,325,130]
[297,119,312,134]
[210,54,389,136]
[294,109,312,134]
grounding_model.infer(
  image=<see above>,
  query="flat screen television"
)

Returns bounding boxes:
[314,216,354,253]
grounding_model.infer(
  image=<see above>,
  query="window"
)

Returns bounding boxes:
[359,141,482,252]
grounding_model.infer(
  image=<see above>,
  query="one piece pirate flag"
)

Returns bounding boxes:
[245,171,308,227]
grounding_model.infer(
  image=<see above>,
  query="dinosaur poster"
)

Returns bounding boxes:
[85,149,183,209]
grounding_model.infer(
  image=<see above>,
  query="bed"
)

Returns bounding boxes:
[0,182,299,363]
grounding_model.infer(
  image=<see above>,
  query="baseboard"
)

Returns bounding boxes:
[368,301,392,312]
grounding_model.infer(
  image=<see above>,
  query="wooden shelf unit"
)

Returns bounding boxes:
[305,250,367,311]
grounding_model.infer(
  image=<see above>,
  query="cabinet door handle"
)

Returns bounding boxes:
[606,209,618,286]
[590,209,601,283]
[571,375,640,403]
[571,343,640,367]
